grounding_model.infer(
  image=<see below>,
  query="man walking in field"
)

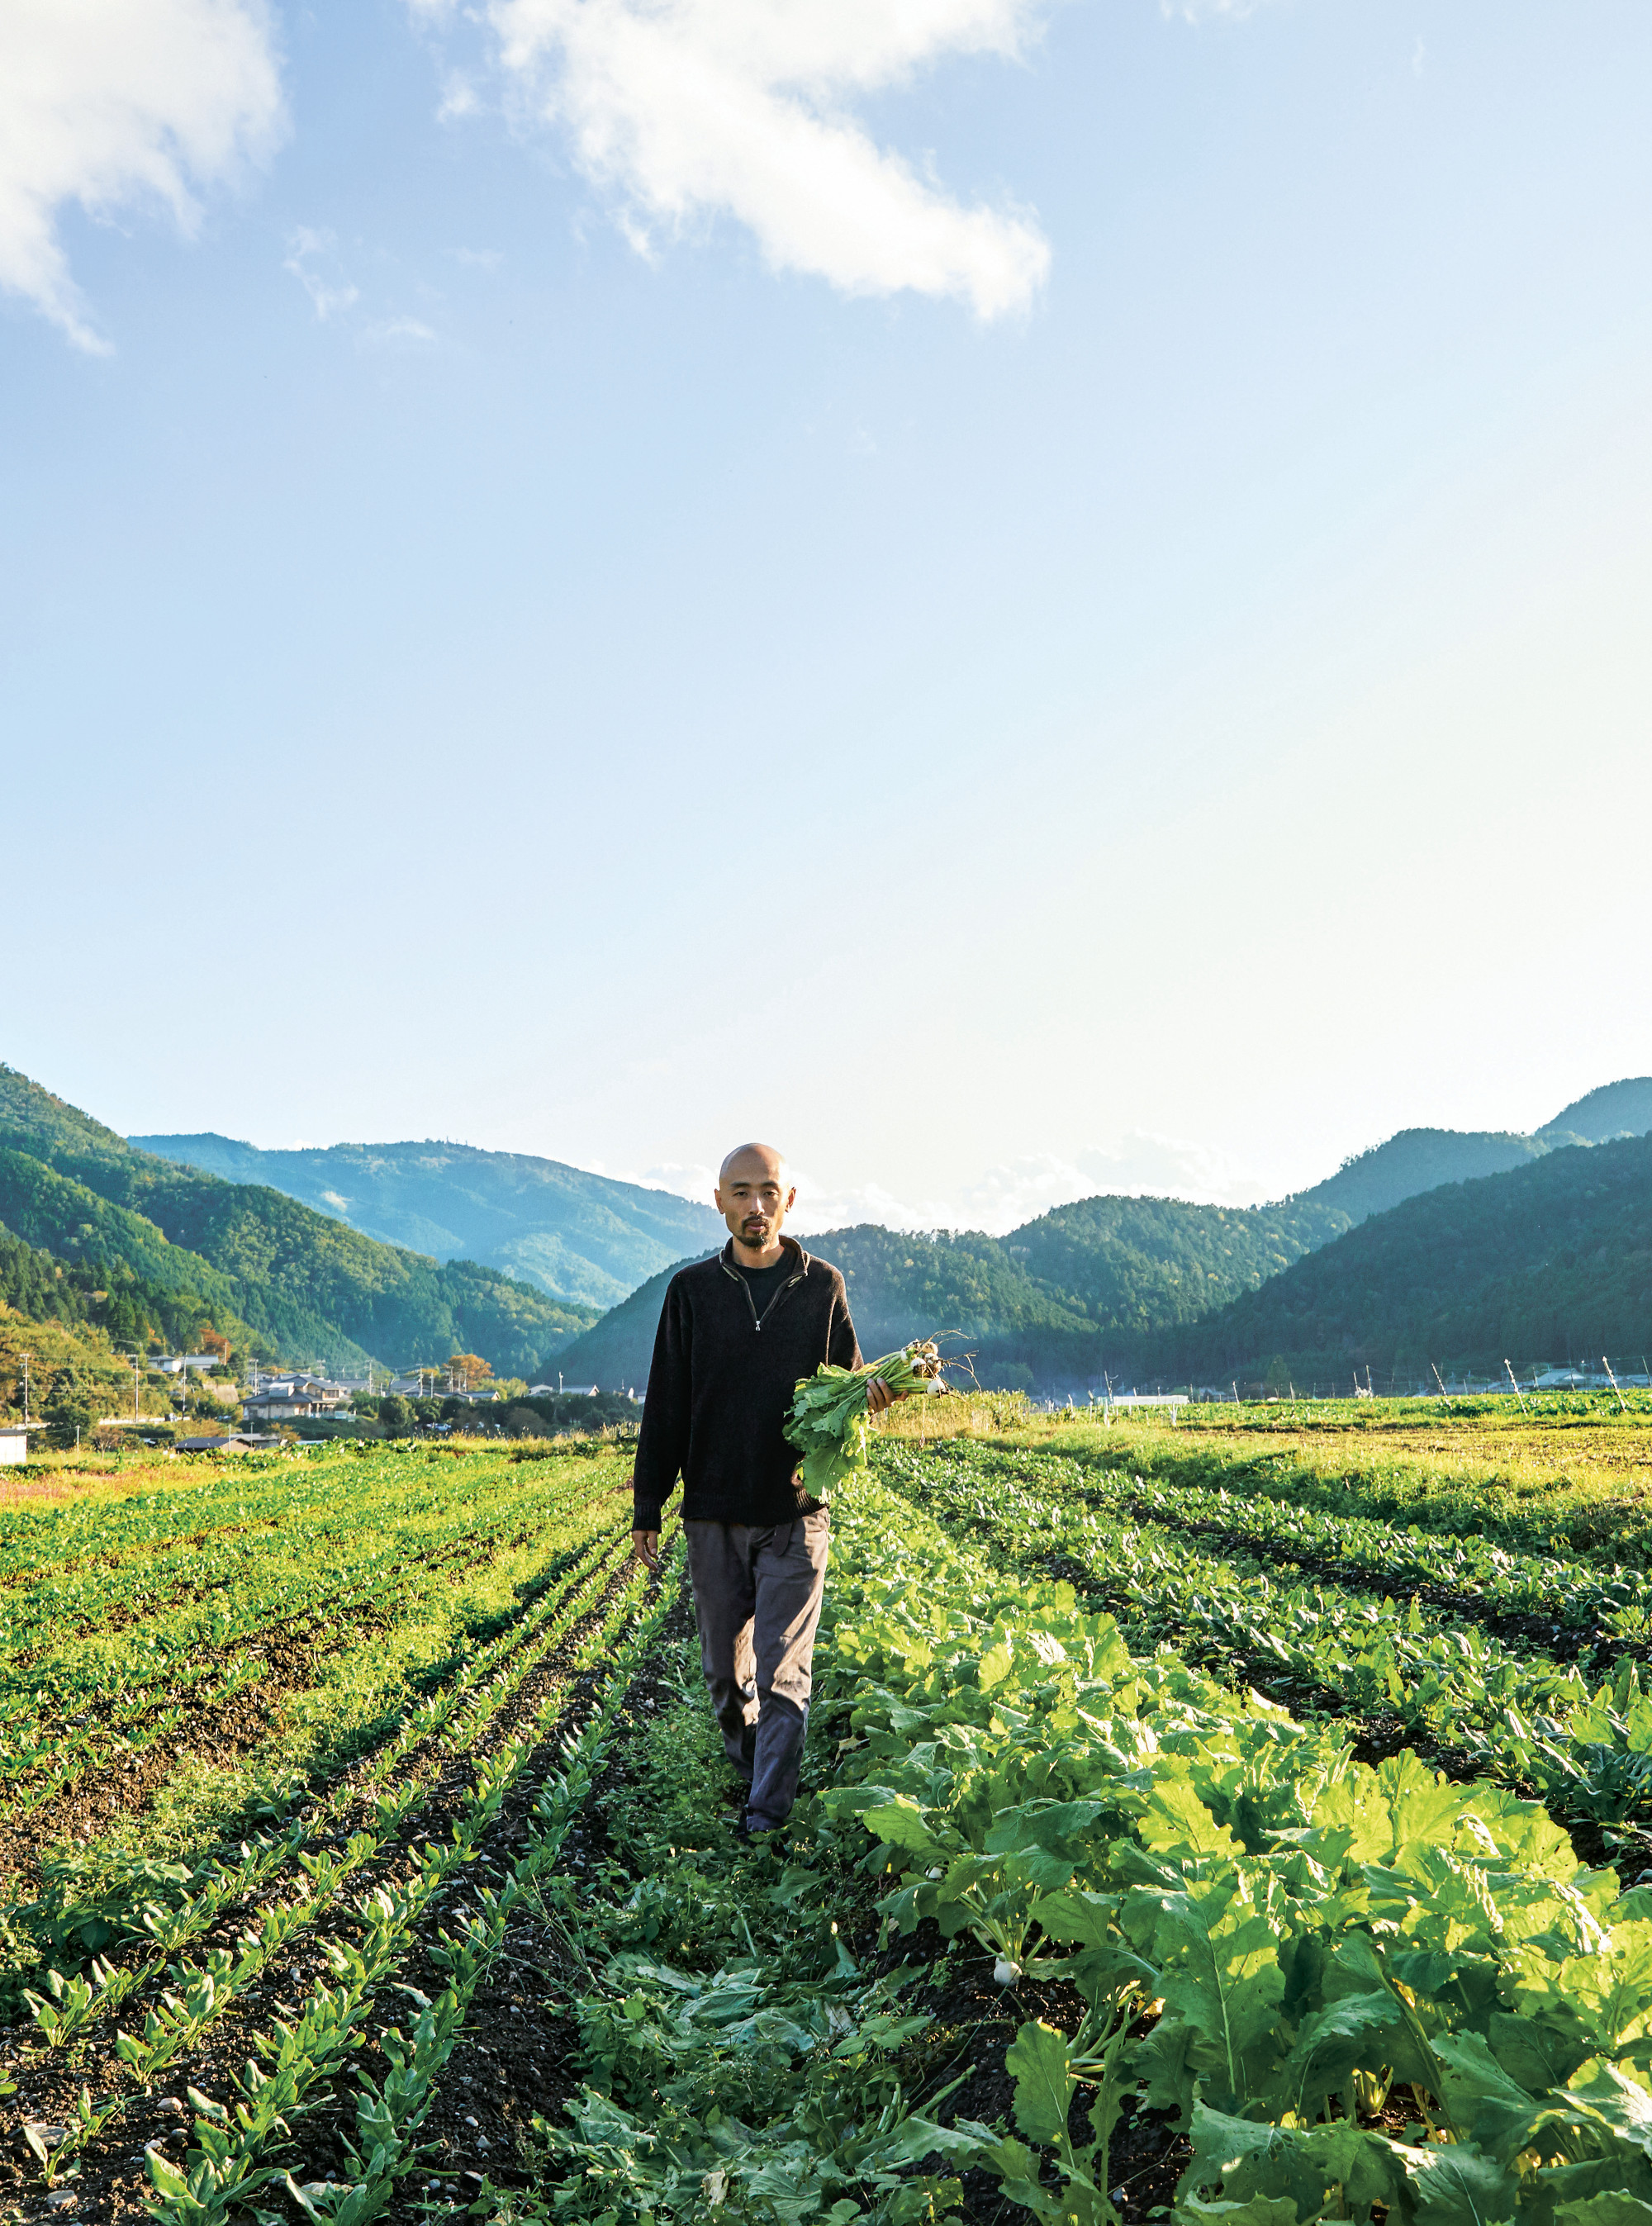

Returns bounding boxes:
[630,1143,891,1836]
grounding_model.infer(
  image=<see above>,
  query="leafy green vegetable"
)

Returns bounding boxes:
[784,1341,944,1498]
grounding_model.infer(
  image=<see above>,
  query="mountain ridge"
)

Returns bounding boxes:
[9,1061,1652,1398]
[129,1132,725,1308]
[1142,1127,1652,1384]
[0,1068,595,1378]
[550,1076,1652,1392]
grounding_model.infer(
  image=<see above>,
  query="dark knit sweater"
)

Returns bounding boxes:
[631,1237,862,1528]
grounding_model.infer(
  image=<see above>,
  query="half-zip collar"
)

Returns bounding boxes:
[720,1236,811,1333]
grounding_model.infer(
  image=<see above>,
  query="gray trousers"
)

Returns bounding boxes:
[684,1512,830,1830]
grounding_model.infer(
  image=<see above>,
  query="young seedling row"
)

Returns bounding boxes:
[0,1442,657,2221]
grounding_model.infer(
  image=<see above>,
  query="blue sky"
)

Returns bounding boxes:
[4,0,1651,1232]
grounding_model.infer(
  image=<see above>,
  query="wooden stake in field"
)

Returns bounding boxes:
[1431,1361,1453,1410]
[1603,1356,1629,1414]
[1503,1359,1529,1414]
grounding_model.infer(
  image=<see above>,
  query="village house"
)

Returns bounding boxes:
[240,1377,354,1425]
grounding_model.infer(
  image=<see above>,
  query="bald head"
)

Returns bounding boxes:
[714,1142,796,1264]
[719,1141,787,1186]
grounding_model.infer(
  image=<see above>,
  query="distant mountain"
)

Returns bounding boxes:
[0,1067,596,1377]
[15,1060,1651,1396]
[1142,1129,1652,1383]
[0,1146,325,1361]
[1540,1077,1652,1143]
[1004,1194,1351,1331]
[1289,1129,1555,1222]
[552,1223,1103,1392]
[553,1202,1351,1393]
[558,1079,1652,1394]
[130,1133,724,1309]
[1282,1079,1652,1226]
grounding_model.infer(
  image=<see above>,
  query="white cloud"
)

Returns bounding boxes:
[364,313,439,344]
[282,226,359,320]
[1159,0,1265,20]
[791,1132,1274,1237]
[614,1132,1274,1239]
[438,72,482,122]
[945,1133,1273,1227]
[472,0,1052,317]
[0,0,283,350]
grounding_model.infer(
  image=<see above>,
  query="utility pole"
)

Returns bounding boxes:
[133,1355,140,1422]
[21,1353,29,1427]
[1503,1360,1529,1414]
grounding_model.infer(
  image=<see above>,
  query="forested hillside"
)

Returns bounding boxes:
[1541,1075,1652,1141]
[0,1069,596,1378]
[1142,1129,1652,1381]
[0,1148,356,1368]
[1003,1194,1349,1331]
[1280,1075,1652,1225]
[551,1223,1102,1392]
[1290,1128,1555,1222]
[557,1195,1358,1391]
[0,1224,256,1361]
[131,1132,723,1308]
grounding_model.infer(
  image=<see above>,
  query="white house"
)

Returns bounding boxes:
[0,1428,30,1467]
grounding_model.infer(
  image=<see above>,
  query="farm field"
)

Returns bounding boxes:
[0,1436,666,2224]
[10,1405,1652,2225]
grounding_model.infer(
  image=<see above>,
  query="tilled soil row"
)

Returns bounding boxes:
[3,1543,653,2224]
[0,1512,621,1882]
[367,1569,698,2217]
[2,1524,633,2052]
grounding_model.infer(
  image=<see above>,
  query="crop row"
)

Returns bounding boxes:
[878,1442,1652,1829]
[820,1478,1652,2226]
[19,1531,663,2212]
[142,1549,677,2226]
[2,1455,612,1711]
[942,1440,1652,1640]
[0,1474,623,1818]
[20,1521,633,2064]
[0,1450,515,1612]
[1068,1421,1652,1569]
